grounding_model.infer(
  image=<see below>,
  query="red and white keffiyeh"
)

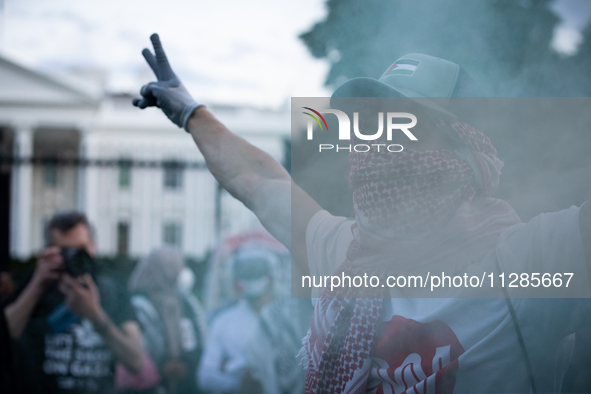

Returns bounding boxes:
[301,117,521,394]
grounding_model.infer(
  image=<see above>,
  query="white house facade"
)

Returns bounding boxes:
[0,54,290,260]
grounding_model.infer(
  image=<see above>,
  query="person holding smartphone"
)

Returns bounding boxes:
[4,211,144,394]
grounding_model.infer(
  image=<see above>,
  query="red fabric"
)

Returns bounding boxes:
[115,352,160,391]
[367,317,465,394]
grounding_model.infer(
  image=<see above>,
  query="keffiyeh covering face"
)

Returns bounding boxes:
[349,116,503,245]
[302,117,521,394]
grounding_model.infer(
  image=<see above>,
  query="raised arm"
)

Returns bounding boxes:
[184,107,320,250]
[132,34,321,252]
[4,248,62,338]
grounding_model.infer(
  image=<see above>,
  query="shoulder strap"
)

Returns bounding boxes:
[494,259,537,393]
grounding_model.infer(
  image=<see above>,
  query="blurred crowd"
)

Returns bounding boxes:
[0,210,312,394]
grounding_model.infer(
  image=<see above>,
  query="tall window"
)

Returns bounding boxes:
[117,222,130,256]
[43,159,57,187]
[163,222,182,248]
[163,161,184,190]
[118,159,132,189]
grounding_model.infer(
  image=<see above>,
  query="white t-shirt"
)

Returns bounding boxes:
[306,205,591,393]
[197,300,258,394]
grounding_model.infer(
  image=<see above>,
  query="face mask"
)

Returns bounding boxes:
[239,277,270,299]
[176,268,195,294]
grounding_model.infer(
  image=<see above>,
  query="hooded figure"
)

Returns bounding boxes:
[129,248,185,359]
[129,247,206,394]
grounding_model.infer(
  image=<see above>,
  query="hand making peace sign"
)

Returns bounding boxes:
[133,33,203,131]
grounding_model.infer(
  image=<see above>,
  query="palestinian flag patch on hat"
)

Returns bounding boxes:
[383,58,421,77]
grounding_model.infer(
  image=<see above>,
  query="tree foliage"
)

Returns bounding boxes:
[293,0,591,221]
[299,0,588,96]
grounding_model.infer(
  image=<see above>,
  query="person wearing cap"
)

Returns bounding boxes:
[197,247,277,394]
[133,34,591,393]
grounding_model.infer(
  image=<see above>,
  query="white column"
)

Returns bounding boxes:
[10,125,33,259]
[78,129,98,231]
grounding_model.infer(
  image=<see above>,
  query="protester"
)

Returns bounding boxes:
[0,304,18,392]
[128,247,207,394]
[0,255,15,392]
[4,211,144,394]
[202,229,290,315]
[133,34,591,392]
[200,230,310,394]
[197,247,277,394]
[0,254,13,298]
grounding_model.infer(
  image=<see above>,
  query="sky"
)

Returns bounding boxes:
[0,0,331,107]
[1,0,590,108]
[550,0,591,55]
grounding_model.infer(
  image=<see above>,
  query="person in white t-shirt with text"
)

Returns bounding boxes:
[132,33,591,393]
